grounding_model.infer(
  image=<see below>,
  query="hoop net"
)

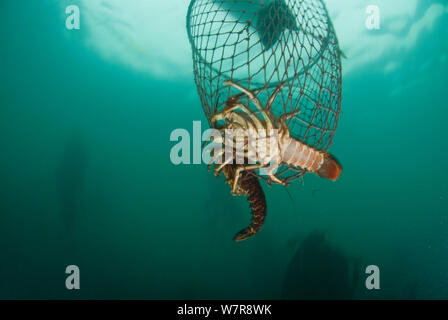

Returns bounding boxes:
[187,0,342,183]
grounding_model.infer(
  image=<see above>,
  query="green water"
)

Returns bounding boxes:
[1,0,447,299]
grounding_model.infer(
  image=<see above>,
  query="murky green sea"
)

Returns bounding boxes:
[1,0,447,299]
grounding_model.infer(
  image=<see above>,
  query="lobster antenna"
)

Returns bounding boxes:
[284,185,298,215]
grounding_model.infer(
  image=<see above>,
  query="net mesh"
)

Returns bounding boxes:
[187,0,342,183]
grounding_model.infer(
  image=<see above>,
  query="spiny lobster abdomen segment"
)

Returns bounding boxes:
[234,170,266,242]
[223,165,267,242]
[282,138,342,181]
[281,138,325,172]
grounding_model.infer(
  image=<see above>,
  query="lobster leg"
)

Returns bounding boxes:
[212,103,264,132]
[214,155,235,176]
[212,127,249,175]
[232,163,265,195]
[266,82,285,111]
[215,110,257,133]
[223,80,274,130]
[265,164,287,185]
[280,109,301,121]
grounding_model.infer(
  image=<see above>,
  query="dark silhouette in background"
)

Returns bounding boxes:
[282,231,359,299]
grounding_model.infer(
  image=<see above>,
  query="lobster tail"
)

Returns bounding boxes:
[233,171,266,241]
[316,154,342,181]
[222,165,267,242]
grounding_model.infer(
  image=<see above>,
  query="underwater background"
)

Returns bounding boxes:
[1,0,447,299]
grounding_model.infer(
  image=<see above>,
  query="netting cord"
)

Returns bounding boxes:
[186,0,336,88]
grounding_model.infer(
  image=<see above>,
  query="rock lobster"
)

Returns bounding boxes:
[208,81,342,241]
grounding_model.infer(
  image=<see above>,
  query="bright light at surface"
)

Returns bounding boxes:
[326,0,447,74]
[80,0,191,79]
[79,0,448,79]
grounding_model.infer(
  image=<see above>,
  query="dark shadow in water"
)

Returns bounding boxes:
[282,231,359,299]
[57,131,89,245]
